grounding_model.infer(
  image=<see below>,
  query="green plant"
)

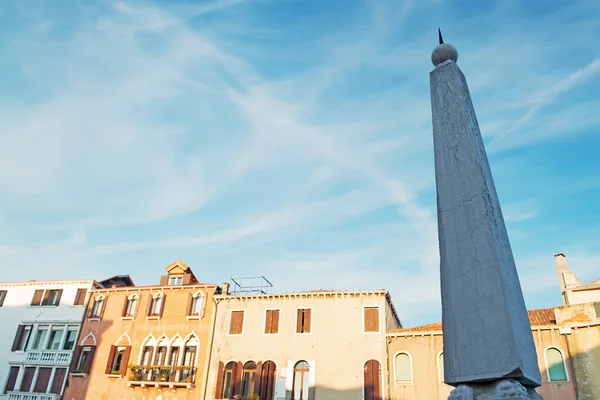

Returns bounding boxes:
[110,370,120,375]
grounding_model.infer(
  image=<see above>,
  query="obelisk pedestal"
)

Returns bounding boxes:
[429,32,543,400]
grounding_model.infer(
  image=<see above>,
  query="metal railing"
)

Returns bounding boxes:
[24,351,72,365]
[128,366,196,385]
[7,394,58,400]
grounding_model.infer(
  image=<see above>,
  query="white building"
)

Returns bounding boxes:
[0,277,132,400]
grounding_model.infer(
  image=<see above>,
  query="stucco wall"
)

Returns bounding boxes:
[567,326,600,400]
[0,280,95,400]
[566,289,600,305]
[62,285,218,400]
[387,328,577,400]
[207,292,395,400]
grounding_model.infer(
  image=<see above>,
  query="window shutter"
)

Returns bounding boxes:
[11,325,25,352]
[121,297,129,317]
[120,346,132,376]
[146,295,153,317]
[55,289,63,306]
[99,298,107,319]
[34,367,52,393]
[272,310,280,334]
[83,346,97,374]
[20,367,35,392]
[233,361,243,396]
[74,289,87,306]
[70,346,82,371]
[50,368,67,394]
[159,294,166,317]
[215,361,225,399]
[0,290,6,307]
[265,310,273,334]
[31,290,44,306]
[186,293,193,316]
[105,345,117,374]
[42,290,51,306]
[4,366,19,394]
[304,309,312,333]
[296,309,303,333]
[364,307,379,332]
[254,361,262,396]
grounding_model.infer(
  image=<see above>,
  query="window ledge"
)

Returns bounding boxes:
[186,315,201,320]
[146,316,161,320]
[121,316,134,321]
[106,374,123,379]
[70,373,88,377]
[88,317,101,321]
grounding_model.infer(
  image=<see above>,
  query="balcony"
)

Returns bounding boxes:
[7,394,59,400]
[24,351,71,366]
[127,366,196,388]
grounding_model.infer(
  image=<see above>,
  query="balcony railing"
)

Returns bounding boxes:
[25,351,72,365]
[128,366,196,387]
[7,393,59,400]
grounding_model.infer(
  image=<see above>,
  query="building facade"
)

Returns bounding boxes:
[0,279,99,400]
[62,260,220,400]
[206,288,401,400]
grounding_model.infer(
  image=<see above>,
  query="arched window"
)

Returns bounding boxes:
[545,348,568,382]
[292,361,310,400]
[260,361,276,400]
[148,292,164,317]
[188,291,204,317]
[221,361,235,399]
[139,336,156,366]
[394,352,412,384]
[438,352,444,383]
[123,294,138,317]
[90,295,105,318]
[242,361,257,398]
[155,336,169,366]
[169,336,183,366]
[182,336,198,366]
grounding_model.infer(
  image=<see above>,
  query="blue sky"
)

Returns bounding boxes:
[0,0,598,326]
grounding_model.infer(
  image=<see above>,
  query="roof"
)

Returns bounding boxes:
[98,275,135,288]
[591,278,600,285]
[389,308,556,334]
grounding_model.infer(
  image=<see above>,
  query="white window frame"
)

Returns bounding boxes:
[228,309,246,336]
[392,351,413,385]
[294,307,313,336]
[147,292,164,319]
[187,291,205,319]
[89,295,105,319]
[437,351,444,383]
[168,276,184,286]
[362,305,381,334]
[544,346,570,382]
[122,293,139,319]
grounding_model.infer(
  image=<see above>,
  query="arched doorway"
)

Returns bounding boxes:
[259,361,276,400]
[364,360,382,400]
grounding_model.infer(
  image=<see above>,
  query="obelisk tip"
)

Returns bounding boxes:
[431,29,458,67]
[438,28,444,45]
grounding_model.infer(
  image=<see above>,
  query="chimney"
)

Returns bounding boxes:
[222,282,230,295]
[554,253,568,271]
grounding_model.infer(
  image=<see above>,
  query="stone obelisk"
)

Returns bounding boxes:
[430,31,543,400]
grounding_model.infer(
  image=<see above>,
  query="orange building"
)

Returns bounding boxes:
[63,260,220,400]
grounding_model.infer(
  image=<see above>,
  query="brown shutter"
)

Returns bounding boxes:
[83,346,96,374]
[31,290,44,306]
[296,309,302,333]
[183,273,192,285]
[42,290,52,306]
[254,361,262,396]
[34,367,52,392]
[20,367,35,392]
[74,289,87,306]
[272,310,280,334]
[99,297,107,319]
[159,275,168,286]
[146,295,153,317]
[120,346,132,376]
[106,345,117,374]
[364,307,379,332]
[0,290,6,307]
[186,293,193,316]
[55,289,63,306]
[4,366,19,394]
[304,309,312,333]
[265,310,272,334]
[233,361,243,396]
[159,294,166,317]
[70,346,82,371]
[215,361,225,399]
[50,368,67,394]
[121,297,129,317]
[11,325,25,352]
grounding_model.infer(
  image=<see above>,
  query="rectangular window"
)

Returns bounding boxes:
[75,346,95,373]
[47,328,64,350]
[296,308,312,334]
[364,307,380,333]
[32,327,49,350]
[229,310,245,335]
[31,290,44,306]
[34,367,52,393]
[20,367,35,392]
[3,366,19,394]
[74,289,88,306]
[50,368,67,395]
[12,325,32,352]
[42,289,63,306]
[169,276,183,285]
[63,329,78,350]
[106,346,130,375]
[265,309,280,334]
[0,290,7,307]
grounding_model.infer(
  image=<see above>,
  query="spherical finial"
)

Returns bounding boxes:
[432,28,458,66]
